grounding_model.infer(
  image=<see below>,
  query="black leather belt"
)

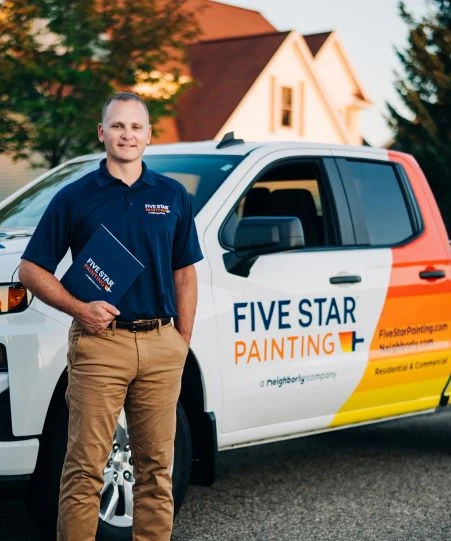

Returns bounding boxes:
[113,318,171,332]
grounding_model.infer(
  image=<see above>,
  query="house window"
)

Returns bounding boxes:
[281,87,293,127]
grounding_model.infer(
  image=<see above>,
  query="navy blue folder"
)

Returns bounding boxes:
[61,224,145,304]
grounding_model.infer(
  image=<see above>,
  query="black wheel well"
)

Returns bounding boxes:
[31,369,69,485]
[28,370,69,540]
[179,351,217,486]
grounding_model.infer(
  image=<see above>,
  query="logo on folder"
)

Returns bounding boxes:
[83,258,114,293]
[61,224,145,304]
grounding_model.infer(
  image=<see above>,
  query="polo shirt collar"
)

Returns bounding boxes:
[96,158,157,187]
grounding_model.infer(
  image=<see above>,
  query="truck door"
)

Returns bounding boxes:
[329,153,451,427]
[204,149,393,445]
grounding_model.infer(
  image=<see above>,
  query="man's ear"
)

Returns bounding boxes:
[147,125,152,145]
[98,123,104,143]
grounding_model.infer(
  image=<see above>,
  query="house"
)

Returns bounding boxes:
[152,0,372,146]
[0,155,46,203]
[0,0,371,200]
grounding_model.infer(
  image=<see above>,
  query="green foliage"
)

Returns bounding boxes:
[387,0,451,232]
[0,0,199,167]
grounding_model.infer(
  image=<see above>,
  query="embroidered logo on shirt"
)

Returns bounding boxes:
[144,204,170,215]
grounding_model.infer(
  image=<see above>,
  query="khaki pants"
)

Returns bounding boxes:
[57,320,188,541]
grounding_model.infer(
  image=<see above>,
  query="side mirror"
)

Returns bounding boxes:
[224,216,305,277]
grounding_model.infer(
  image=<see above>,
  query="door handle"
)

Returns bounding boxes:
[329,274,361,284]
[419,269,446,279]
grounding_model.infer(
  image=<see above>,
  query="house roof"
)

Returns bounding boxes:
[185,0,276,40]
[176,31,290,141]
[303,31,333,57]
[151,2,370,144]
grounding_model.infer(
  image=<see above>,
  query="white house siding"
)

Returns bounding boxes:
[217,34,347,144]
[0,154,46,203]
[314,37,368,145]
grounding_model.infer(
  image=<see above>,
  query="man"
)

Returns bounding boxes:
[19,92,203,541]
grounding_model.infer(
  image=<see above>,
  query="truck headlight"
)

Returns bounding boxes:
[0,283,33,314]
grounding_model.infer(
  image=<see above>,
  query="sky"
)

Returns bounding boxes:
[221,0,427,146]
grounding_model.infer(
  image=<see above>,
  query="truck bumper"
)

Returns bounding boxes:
[0,439,39,475]
[0,439,38,497]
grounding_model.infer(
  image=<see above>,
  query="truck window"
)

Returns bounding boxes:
[0,154,243,229]
[340,160,416,246]
[221,160,337,249]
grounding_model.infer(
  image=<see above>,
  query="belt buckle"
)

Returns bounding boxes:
[130,322,139,333]
[148,319,159,331]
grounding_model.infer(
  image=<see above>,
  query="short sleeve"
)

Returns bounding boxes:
[21,188,72,273]
[172,188,203,270]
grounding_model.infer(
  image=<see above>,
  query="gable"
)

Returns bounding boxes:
[311,32,371,105]
[176,32,290,141]
[217,32,351,144]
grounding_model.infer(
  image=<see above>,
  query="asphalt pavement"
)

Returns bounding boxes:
[2,409,451,541]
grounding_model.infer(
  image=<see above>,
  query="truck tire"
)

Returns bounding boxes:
[27,398,192,541]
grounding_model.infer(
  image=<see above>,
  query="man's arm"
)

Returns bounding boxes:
[19,259,120,334]
[173,264,197,345]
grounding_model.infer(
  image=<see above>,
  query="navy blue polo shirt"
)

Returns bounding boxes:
[22,159,203,320]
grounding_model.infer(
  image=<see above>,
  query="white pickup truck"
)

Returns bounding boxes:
[1,136,450,540]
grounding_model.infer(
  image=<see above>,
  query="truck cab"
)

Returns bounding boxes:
[1,138,450,540]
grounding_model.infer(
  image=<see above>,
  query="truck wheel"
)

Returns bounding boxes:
[27,398,192,541]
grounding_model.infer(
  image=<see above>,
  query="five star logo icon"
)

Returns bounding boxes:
[338,331,365,352]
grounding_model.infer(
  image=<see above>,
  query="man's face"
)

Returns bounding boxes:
[98,100,151,164]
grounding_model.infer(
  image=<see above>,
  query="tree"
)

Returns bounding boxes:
[0,0,199,168]
[387,0,451,232]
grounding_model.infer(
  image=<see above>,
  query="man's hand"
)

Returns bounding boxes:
[19,260,120,332]
[173,264,198,346]
[77,301,120,334]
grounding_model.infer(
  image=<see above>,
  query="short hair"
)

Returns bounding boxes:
[101,92,150,124]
